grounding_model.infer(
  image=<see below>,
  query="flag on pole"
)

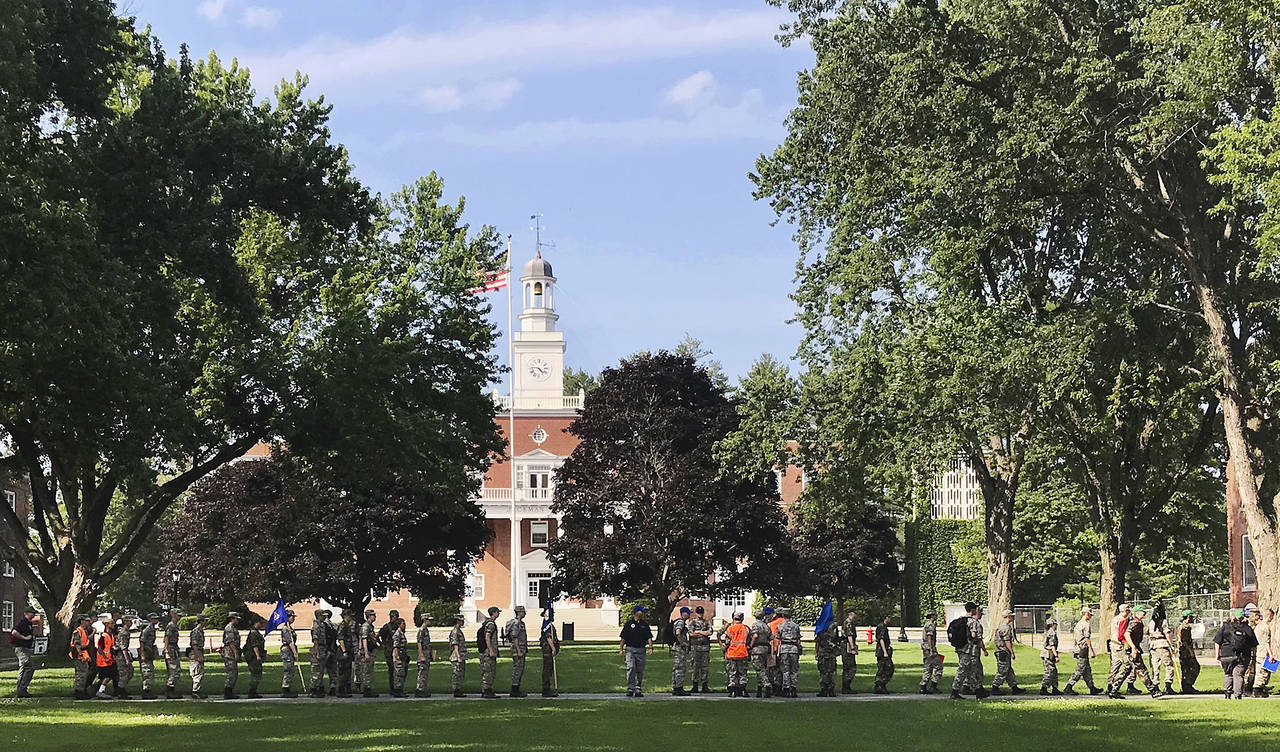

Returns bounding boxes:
[264,597,288,635]
[541,599,555,636]
[814,599,834,635]
[468,269,510,294]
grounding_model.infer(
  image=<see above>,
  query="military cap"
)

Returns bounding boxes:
[1245,602,1259,614]
[488,606,502,615]
[1080,606,1092,615]
[777,607,792,617]
[1181,609,1195,618]
[514,605,526,613]
[454,613,465,621]
[695,606,705,614]
[196,613,209,621]
[632,605,645,613]
[423,612,434,619]
[147,612,160,620]
[963,601,979,612]
[1132,604,1148,614]
[227,611,241,619]
[762,607,774,615]
[753,609,765,618]
[169,609,183,617]
[1045,616,1057,626]
[75,614,90,622]
[1233,608,1245,618]
[924,610,936,618]
[679,606,691,614]
[285,609,295,617]
[1001,609,1014,617]
[1117,603,1130,613]
[365,609,376,616]
[388,610,399,618]
[733,612,745,620]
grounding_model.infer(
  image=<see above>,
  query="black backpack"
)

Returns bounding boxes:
[1227,623,1254,653]
[475,623,487,653]
[947,616,970,650]
[661,621,676,646]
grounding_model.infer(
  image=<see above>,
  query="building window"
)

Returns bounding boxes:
[1243,535,1258,592]
[531,520,549,547]
[1,601,11,631]
[468,574,485,601]
[4,490,13,511]
[2,561,12,578]
[721,591,747,608]
[527,573,552,600]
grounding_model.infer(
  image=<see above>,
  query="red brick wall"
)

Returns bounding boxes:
[484,416,578,487]
[1227,460,1248,607]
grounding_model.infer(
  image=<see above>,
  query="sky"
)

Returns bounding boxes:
[121,0,814,387]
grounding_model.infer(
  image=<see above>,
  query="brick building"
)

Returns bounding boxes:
[1,477,31,656]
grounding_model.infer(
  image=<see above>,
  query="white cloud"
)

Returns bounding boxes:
[197,0,229,21]
[416,88,779,151]
[243,7,783,90]
[664,70,717,110]
[242,6,282,29]
[420,79,523,113]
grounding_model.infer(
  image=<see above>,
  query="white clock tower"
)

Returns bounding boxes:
[512,250,566,407]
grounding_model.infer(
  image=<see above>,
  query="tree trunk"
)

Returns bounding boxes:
[983,483,1015,619]
[1098,545,1128,643]
[38,564,99,663]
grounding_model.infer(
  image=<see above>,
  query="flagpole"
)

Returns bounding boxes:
[508,236,520,613]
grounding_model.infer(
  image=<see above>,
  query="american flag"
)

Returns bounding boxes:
[468,269,510,294]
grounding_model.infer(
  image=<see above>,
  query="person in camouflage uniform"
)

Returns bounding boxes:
[689,606,713,693]
[670,606,692,696]
[357,609,379,698]
[1150,614,1177,696]
[1122,604,1163,697]
[336,610,356,697]
[1176,609,1200,693]
[138,612,161,699]
[221,612,242,699]
[950,602,990,700]
[873,614,894,694]
[990,610,1025,694]
[815,616,841,697]
[163,610,182,699]
[379,609,400,694]
[540,610,561,697]
[748,609,773,697]
[308,608,331,698]
[766,607,783,695]
[723,612,751,697]
[112,612,134,697]
[504,605,529,697]
[842,610,859,694]
[242,615,264,698]
[70,614,95,700]
[776,607,803,697]
[415,612,435,697]
[280,609,299,697]
[1106,603,1134,698]
[480,606,501,698]
[1063,607,1102,695]
[920,610,942,694]
[715,619,731,689]
[391,617,409,697]
[324,613,340,694]
[1040,616,1061,695]
[449,613,468,697]
[189,613,208,699]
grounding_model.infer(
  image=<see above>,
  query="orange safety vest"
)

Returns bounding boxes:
[73,626,91,662]
[96,633,116,668]
[769,617,784,652]
[726,623,750,659]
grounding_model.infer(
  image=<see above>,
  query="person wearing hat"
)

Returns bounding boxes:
[244,614,266,699]
[414,612,436,698]
[619,605,654,697]
[448,613,468,697]
[335,609,356,698]
[669,606,693,696]
[1175,609,1200,693]
[480,606,503,698]
[725,612,752,697]
[163,610,183,699]
[920,610,942,694]
[390,616,410,697]
[539,608,561,698]
[109,611,135,696]
[137,612,162,699]
[378,609,401,694]
[1244,603,1262,690]
[815,609,840,697]
[1039,615,1061,695]
[1063,606,1102,695]
[950,602,989,700]
[11,606,40,698]
[1124,605,1163,698]
[504,606,529,698]
[872,613,893,695]
[748,608,773,697]
[358,609,379,698]
[689,605,713,693]
[188,613,209,699]
[280,609,299,697]
[989,610,1024,695]
[1149,607,1177,696]
[766,606,785,696]
[308,608,331,698]
[1105,603,1133,696]
[70,613,96,700]
[842,609,859,694]
[1214,608,1258,698]
[1252,607,1276,697]
[220,611,242,700]
[776,607,803,697]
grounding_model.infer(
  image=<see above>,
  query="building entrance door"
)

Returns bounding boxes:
[526,572,552,613]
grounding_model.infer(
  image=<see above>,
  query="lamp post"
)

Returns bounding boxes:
[897,560,909,642]
[171,569,180,612]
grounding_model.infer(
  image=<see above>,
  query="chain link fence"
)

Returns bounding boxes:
[1005,593,1230,651]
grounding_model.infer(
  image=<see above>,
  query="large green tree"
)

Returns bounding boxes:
[0,7,502,647]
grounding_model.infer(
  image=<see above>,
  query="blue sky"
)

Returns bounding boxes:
[122,0,813,386]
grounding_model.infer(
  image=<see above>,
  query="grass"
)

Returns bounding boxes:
[0,643,1259,751]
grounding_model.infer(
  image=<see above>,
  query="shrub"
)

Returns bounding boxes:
[618,597,657,626]
[414,598,462,626]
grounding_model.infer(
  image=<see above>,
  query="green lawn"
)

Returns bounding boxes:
[1,643,1257,751]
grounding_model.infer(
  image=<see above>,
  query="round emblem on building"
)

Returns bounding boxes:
[531,427,547,444]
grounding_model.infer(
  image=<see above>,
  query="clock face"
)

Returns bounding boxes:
[528,358,551,381]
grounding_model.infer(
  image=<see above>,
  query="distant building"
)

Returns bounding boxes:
[1,477,31,656]
[929,456,982,521]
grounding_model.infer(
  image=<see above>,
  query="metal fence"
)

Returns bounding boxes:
[1007,592,1231,650]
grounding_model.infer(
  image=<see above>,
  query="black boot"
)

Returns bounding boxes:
[364,688,379,698]
[482,688,498,698]
[673,685,690,696]
[223,688,238,700]
[248,689,262,699]
[841,679,852,694]
[454,689,466,698]
[756,686,763,698]
[282,688,297,698]
[951,690,966,699]
[511,684,527,698]
[1164,682,1174,696]
[702,682,709,693]
[974,687,990,699]
[763,685,772,698]
[920,684,929,695]
[1010,686,1027,695]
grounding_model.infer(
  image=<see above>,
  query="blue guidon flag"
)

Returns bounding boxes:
[813,599,834,635]
[264,598,288,635]
[541,600,555,636]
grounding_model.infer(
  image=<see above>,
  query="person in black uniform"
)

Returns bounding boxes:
[1214,608,1259,699]
[619,606,654,697]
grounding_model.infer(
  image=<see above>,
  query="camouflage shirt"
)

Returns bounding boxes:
[993,622,1016,654]
[337,619,356,654]
[670,617,690,649]
[815,626,842,658]
[482,618,500,656]
[222,624,241,659]
[1073,618,1092,654]
[688,617,712,650]
[921,621,939,657]
[358,621,377,657]
[843,618,860,655]
[777,619,802,655]
[748,620,772,654]
[449,624,468,661]
[391,629,408,662]
[165,622,180,656]
[189,624,206,657]
[1040,627,1059,659]
[503,618,528,657]
[281,623,297,651]
[244,627,265,665]
[416,624,431,657]
[139,623,157,660]
[311,615,329,651]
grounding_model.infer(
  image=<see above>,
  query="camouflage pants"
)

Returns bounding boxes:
[281,650,295,689]
[1041,656,1058,689]
[1245,653,1257,689]
[542,650,556,693]
[991,649,1018,688]
[1254,663,1272,690]
[223,657,239,690]
[723,654,732,687]
[1151,647,1175,686]
[691,648,710,684]
[480,654,497,692]
[1179,655,1200,692]
[921,653,943,685]
[416,659,431,692]
[511,654,526,687]
[1128,653,1154,691]
[165,650,181,689]
[670,646,689,687]
[841,654,857,686]
[779,651,799,689]
[247,661,262,692]
[766,659,781,691]
[750,652,770,692]
[1106,646,1133,689]
[451,658,466,691]
[357,655,374,691]
[74,659,93,697]
[117,653,133,688]
[338,655,353,692]
[309,646,328,692]
[392,658,407,693]
[729,657,749,688]
[875,656,894,688]
[1065,652,1094,689]
[189,655,205,694]
[817,654,837,694]
[951,651,981,693]
[140,658,155,692]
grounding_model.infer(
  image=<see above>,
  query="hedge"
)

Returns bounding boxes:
[414,598,462,626]
[906,517,986,624]
[176,601,260,631]
[618,597,657,626]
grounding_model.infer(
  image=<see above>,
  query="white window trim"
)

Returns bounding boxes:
[1,601,12,631]
[1243,534,1258,592]
[470,574,485,601]
[530,520,549,547]
[2,560,12,578]
[4,490,14,510]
